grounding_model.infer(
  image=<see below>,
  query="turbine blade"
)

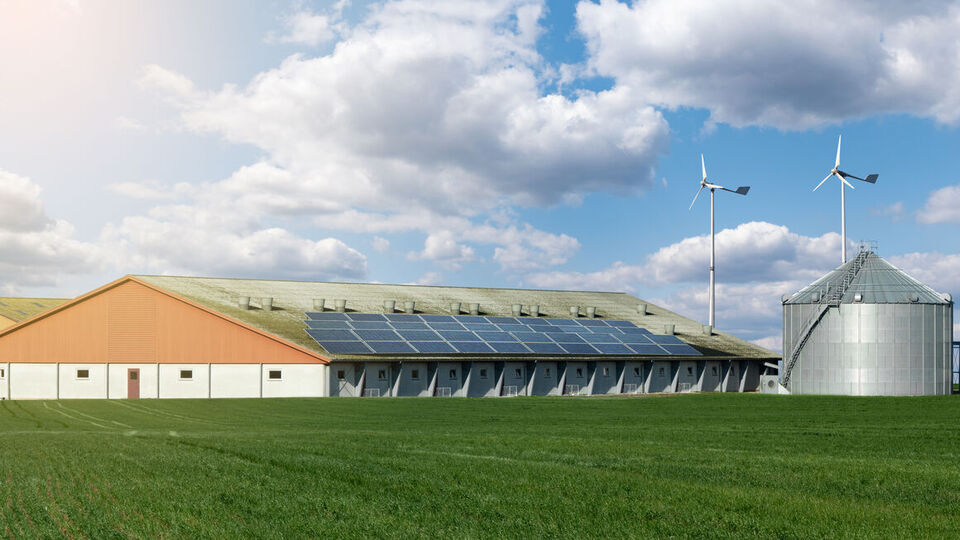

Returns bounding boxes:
[835,135,842,168]
[813,172,832,191]
[689,185,704,210]
[840,175,855,190]
[701,154,707,181]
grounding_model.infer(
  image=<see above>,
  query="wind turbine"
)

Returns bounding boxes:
[689,155,749,329]
[813,135,879,264]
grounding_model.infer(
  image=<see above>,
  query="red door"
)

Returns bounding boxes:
[127,368,140,399]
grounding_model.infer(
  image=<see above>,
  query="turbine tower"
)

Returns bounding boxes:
[689,155,749,328]
[814,135,878,264]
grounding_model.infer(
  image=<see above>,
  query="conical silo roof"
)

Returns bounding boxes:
[784,251,950,305]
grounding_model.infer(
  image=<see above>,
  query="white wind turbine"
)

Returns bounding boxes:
[814,135,878,264]
[689,155,749,329]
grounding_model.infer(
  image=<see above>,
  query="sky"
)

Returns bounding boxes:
[2,0,960,351]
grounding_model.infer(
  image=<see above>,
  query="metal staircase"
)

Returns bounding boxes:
[782,250,870,386]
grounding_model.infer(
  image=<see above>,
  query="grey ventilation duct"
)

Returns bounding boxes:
[512,304,522,316]
[383,300,396,313]
[469,303,480,315]
[529,305,540,317]
[261,297,274,311]
[637,303,647,315]
[450,302,461,314]
[404,301,416,314]
[238,296,250,310]
[334,299,347,312]
[664,324,675,335]
[569,306,580,318]
[313,298,325,311]
[702,325,713,335]
[585,306,596,319]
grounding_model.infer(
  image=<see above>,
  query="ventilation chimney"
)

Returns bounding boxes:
[313,298,326,311]
[383,300,396,313]
[238,296,250,310]
[334,299,347,312]
[469,303,480,316]
[664,324,675,335]
[261,297,274,311]
[450,302,462,314]
[529,305,540,318]
[585,306,596,319]
[702,325,713,335]
[512,304,523,316]
[637,303,647,316]
[404,301,416,314]
[569,306,580,318]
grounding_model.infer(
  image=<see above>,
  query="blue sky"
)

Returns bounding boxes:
[2,0,960,350]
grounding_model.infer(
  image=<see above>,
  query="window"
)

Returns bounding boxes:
[268,370,282,380]
[337,370,345,380]
[449,369,456,379]
[479,368,488,378]
[602,367,609,376]
[0,368,4,378]
[411,369,420,380]
[544,368,551,377]
[129,371,138,381]
[180,369,193,380]
[514,368,521,378]
[711,366,718,376]
[76,369,89,380]
[658,367,664,376]
[576,368,583,377]
[378,369,386,379]
[687,367,693,376]
[633,367,640,376]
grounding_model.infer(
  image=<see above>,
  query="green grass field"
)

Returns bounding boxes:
[1,394,958,538]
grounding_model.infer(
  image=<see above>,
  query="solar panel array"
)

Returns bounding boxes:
[303,312,700,357]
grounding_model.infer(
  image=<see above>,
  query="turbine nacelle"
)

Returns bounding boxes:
[814,135,879,192]
[689,155,750,209]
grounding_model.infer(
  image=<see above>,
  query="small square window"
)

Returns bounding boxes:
[514,368,521,377]
[687,367,693,376]
[180,369,193,380]
[711,366,718,376]
[268,370,282,380]
[544,368,551,377]
[411,369,420,380]
[479,368,488,378]
[76,369,89,380]
[449,369,456,379]
[576,368,583,377]
[129,371,138,381]
[658,367,664,376]
[378,369,386,379]
[602,367,609,376]
[0,368,5,378]
[337,370,345,380]
[633,367,640,376]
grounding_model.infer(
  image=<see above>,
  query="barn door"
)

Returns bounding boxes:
[127,368,140,399]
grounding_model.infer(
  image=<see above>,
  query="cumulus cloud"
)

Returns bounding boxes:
[0,169,99,290]
[576,0,960,129]
[407,230,477,270]
[918,184,960,223]
[871,201,906,222]
[888,251,960,294]
[371,236,390,253]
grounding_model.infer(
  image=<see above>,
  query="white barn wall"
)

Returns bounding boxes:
[0,362,7,400]
[262,364,324,398]
[10,364,57,399]
[211,364,260,398]
[108,364,159,399]
[59,364,107,399]
[159,364,209,399]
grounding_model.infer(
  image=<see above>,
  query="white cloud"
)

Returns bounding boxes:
[576,0,960,129]
[871,201,905,222]
[107,181,194,201]
[407,230,476,270]
[138,64,194,99]
[276,10,337,47]
[751,335,783,353]
[412,271,443,286]
[887,251,960,294]
[0,169,100,290]
[371,236,390,253]
[918,184,960,224]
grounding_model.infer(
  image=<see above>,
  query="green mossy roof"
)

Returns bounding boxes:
[0,297,69,323]
[134,275,779,360]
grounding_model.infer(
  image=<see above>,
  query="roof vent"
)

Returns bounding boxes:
[637,303,647,316]
[663,324,675,335]
[313,298,325,311]
[238,296,250,310]
[908,294,919,303]
[469,303,480,316]
[585,306,597,319]
[450,302,462,314]
[404,301,416,314]
[702,325,713,335]
[334,299,347,312]
[529,305,540,317]
[943,293,953,303]
[853,293,863,302]
[781,294,792,304]
[569,306,580,318]
[383,300,396,313]
[261,297,274,311]
[512,304,523,316]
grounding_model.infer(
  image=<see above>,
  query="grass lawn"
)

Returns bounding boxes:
[0,394,958,538]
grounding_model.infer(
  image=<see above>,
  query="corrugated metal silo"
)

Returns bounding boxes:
[782,248,953,395]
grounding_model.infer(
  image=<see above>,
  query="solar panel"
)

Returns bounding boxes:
[396,330,443,341]
[353,329,402,341]
[410,341,457,353]
[489,342,531,353]
[367,341,416,353]
[319,341,372,354]
[347,313,387,321]
[305,312,349,320]
[303,312,700,357]
[307,329,357,341]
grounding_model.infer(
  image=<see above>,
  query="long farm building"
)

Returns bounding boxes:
[0,275,779,399]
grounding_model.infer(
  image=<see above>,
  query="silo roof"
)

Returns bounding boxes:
[785,251,949,305]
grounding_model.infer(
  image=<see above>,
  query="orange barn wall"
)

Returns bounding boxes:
[0,280,322,364]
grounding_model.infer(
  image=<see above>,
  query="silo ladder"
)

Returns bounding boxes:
[782,303,830,386]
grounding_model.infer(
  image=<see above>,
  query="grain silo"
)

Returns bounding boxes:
[782,247,953,395]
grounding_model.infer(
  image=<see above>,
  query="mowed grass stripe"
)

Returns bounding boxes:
[0,394,958,537]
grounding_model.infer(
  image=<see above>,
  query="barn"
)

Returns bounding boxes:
[0,275,778,399]
[0,297,66,330]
